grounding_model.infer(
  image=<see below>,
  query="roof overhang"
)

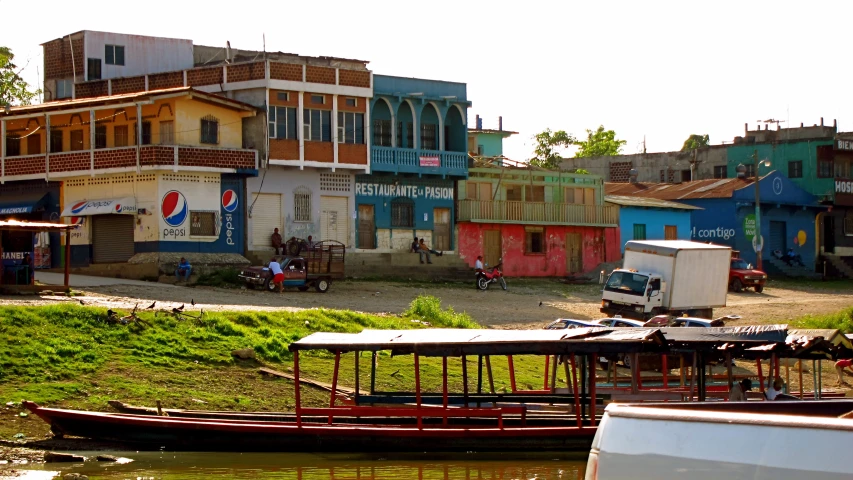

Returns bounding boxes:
[61,197,137,217]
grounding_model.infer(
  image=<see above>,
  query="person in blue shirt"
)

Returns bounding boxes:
[175,257,192,282]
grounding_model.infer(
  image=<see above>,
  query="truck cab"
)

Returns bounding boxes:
[600,269,665,319]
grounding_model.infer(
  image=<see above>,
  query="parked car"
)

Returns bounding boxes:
[238,240,345,293]
[668,315,740,328]
[729,257,767,293]
[593,317,649,328]
[544,318,603,330]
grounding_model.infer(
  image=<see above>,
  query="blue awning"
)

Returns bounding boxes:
[0,193,49,216]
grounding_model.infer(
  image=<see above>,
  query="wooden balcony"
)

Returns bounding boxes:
[457,199,618,226]
[371,146,467,178]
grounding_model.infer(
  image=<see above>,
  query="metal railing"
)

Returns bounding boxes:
[371,146,467,176]
[457,199,618,225]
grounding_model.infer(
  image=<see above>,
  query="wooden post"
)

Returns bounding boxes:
[726,352,733,392]
[477,355,483,396]
[508,355,517,393]
[329,351,340,408]
[462,354,469,406]
[756,359,765,394]
[785,359,790,394]
[63,228,71,289]
[590,354,597,427]
[486,356,495,394]
[543,354,551,390]
[570,354,582,428]
[662,354,669,390]
[442,356,448,427]
[294,350,301,426]
[415,353,422,429]
[563,356,572,396]
[354,351,360,404]
[370,352,377,395]
[550,354,558,394]
[798,359,804,400]
[680,355,685,387]
[634,353,642,390]
[630,355,639,395]
[689,352,697,402]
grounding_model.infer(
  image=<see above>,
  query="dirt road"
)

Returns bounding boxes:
[2,278,851,328]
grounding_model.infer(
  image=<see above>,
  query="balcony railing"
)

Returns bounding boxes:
[371,146,467,177]
[457,199,618,226]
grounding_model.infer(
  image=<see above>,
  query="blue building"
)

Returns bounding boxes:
[604,195,698,252]
[606,171,825,276]
[356,75,470,252]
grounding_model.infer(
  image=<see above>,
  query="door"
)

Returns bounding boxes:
[320,195,349,245]
[823,215,836,254]
[250,193,281,250]
[433,208,451,251]
[92,215,134,263]
[357,204,375,249]
[483,230,501,267]
[664,225,678,240]
[566,233,582,274]
[283,258,306,285]
[768,220,787,255]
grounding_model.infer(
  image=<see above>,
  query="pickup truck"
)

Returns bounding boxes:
[238,240,345,293]
[729,257,767,293]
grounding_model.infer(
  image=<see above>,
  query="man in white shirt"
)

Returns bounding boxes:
[765,378,784,400]
[475,255,484,272]
[268,257,284,293]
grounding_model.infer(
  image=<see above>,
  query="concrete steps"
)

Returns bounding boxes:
[764,256,821,279]
[824,254,853,279]
[346,252,473,281]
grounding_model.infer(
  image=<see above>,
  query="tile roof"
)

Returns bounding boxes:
[605,176,760,200]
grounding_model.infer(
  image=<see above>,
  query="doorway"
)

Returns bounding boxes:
[483,230,501,267]
[566,232,582,274]
[769,220,787,254]
[357,204,375,249]
[433,208,451,251]
[823,215,835,254]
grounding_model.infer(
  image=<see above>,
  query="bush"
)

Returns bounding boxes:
[790,307,853,333]
[194,268,242,288]
[403,295,478,329]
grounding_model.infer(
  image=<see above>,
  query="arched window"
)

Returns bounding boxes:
[391,197,414,228]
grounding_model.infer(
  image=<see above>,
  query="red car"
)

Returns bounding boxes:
[729,257,767,293]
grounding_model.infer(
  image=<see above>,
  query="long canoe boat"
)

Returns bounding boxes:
[24,326,853,452]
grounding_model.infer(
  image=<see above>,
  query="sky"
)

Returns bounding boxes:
[5,0,853,161]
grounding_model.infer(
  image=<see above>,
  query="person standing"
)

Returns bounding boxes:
[474,255,484,272]
[268,257,284,293]
[175,257,192,283]
[21,252,34,285]
[271,228,283,255]
[835,358,853,387]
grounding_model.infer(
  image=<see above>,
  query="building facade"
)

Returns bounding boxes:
[468,115,516,158]
[0,88,258,267]
[355,75,469,252]
[603,195,697,253]
[456,160,620,277]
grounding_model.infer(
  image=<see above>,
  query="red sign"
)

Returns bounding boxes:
[419,156,440,167]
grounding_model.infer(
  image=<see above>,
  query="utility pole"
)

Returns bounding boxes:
[752,149,766,270]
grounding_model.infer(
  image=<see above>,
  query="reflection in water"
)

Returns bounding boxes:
[14,452,587,480]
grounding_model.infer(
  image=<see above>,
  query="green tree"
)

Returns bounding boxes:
[0,47,40,107]
[681,134,710,151]
[573,125,626,158]
[529,128,576,169]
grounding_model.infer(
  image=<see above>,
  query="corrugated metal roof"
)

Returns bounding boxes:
[605,176,760,200]
[605,195,702,210]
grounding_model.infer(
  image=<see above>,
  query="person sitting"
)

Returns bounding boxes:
[306,235,316,251]
[418,239,443,264]
[728,378,752,402]
[765,378,784,400]
[175,257,192,282]
[475,255,484,273]
[786,248,804,267]
[271,228,283,255]
[411,237,420,253]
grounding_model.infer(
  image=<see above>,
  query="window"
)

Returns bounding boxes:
[421,123,437,150]
[788,160,803,178]
[664,225,677,240]
[27,133,41,155]
[114,125,128,147]
[70,130,84,151]
[401,122,413,148]
[200,116,219,144]
[95,125,107,149]
[681,170,691,182]
[311,95,325,105]
[268,106,297,140]
[524,185,545,202]
[133,122,152,145]
[337,111,365,144]
[505,185,522,201]
[50,130,63,153]
[104,45,125,66]
[303,109,331,142]
[159,121,174,145]
[5,136,20,156]
[633,224,647,241]
[744,163,756,178]
[294,189,311,222]
[345,97,357,107]
[713,165,727,179]
[56,79,72,99]
[277,92,289,101]
[818,158,834,178]
[845,212,853,236]
[87,58,101,81]
[190,211,217,236]
[477,144,484,156]
[466,182,492,200]
[525,227,545,254]
[391,198,414,227]
[373,119,392,147]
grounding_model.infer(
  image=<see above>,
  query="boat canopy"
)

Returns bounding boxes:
[289,328,668,356]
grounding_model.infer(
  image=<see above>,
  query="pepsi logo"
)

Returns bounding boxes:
[221,189,238,213]
[161,190,188,227]
[70,216,84,225]
[115,204,122,213]
[70,201,88,215]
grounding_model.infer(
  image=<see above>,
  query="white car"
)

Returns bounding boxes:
[544,318,603,330]
[593,317,648,328]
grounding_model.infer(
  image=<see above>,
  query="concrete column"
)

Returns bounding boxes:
[1,118,5,183]
[89,109,95,176]
[365,97,372,174]
[45,114,51,180]
[298,91,305,162]
[412,102,419,151]
[332,94,339,165]
[136,103,143,173]
[437,105,445,152]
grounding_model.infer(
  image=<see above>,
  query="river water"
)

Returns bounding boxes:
[10,452,587,479]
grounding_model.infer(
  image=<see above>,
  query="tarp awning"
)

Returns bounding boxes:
[61,197,137,217]
[0,193,50,215]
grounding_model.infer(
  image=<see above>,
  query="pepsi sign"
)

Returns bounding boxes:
[70,201,89,215]
[221,190,238,213]
[161,191,189,227]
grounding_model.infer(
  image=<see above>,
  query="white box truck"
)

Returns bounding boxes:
[600,240,731,320]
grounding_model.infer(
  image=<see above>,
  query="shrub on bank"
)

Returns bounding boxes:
[790,307,853,333]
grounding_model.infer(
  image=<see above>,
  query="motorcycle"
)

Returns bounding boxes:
[476,259,507,291]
